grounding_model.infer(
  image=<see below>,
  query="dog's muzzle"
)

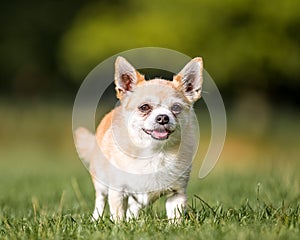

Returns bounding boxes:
[142,127,173,140]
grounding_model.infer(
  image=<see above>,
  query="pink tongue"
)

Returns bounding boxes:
[152,130,168,139]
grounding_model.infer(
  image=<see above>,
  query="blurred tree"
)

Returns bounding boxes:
[59,0,300,106]
[0,0,97,99]
[0,0,299,106]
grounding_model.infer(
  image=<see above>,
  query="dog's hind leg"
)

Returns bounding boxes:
[108,189,126,221]
[126,195,143,220]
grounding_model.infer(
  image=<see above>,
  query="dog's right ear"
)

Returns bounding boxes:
[114,56,145,99]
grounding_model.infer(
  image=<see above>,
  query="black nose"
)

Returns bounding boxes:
[156,114,169,125]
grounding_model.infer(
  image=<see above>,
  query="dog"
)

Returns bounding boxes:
[74,56,203,221]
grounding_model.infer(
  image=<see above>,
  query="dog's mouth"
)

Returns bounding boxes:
[142,128,173,140]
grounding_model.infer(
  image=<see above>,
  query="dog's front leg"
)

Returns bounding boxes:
[166,193,186,220]
[92,192,107,220]
[108,189,126,221]
[92,181,108,221]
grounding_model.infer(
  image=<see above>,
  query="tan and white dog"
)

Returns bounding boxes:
[74,56,203,221]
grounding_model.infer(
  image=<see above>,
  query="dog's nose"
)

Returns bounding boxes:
[156,114,169,125]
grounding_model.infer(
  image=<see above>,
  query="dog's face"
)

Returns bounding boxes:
[123,83,189,144]
[113,57,203,148]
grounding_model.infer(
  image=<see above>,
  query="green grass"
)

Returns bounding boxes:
[0,103,299,239]
[1,167,299,240]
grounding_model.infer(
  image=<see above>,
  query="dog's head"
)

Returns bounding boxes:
[113,56,203,147]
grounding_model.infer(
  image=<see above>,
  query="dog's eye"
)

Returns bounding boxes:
[139,104,151,112]
[171,103,182,114]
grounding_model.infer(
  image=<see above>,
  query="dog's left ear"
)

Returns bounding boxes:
[173,57,203,103]
[115,56,145,99]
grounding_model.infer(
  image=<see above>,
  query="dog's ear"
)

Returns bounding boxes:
[173,57,203,103]
[114,56,145,99]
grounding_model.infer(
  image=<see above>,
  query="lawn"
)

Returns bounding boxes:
[0,102,299,239]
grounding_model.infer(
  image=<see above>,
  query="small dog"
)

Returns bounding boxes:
[75,56,203,221]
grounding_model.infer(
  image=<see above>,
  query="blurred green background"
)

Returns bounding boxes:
[0,0,299,220]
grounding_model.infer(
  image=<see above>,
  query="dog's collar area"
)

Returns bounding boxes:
[142,128,173,140]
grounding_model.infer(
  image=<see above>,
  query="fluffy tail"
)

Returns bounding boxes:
[74,127,97,165]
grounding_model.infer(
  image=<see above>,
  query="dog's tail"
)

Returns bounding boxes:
[74,127,97,165]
